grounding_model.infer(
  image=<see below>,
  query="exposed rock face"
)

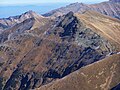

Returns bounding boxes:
[38,54,120,90]
[0,11,120,90]
[43,0,120,19]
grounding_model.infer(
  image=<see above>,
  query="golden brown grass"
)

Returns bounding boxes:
[38,54,120,90]
[75,11,120,49]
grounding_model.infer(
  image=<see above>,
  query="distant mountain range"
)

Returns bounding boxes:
[0,0,120,90]
[0,0,120,30]
[44,0,120,19]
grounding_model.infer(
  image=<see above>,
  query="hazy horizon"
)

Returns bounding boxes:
[0,0,109,18]
[0,0,108,6]
[0,3,70,18]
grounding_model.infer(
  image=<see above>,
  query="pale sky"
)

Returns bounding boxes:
[0,0,108,5]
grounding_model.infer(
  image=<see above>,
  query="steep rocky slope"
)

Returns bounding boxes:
[0,11,120,90]
[44,0,120,19]
[38,54,120,90]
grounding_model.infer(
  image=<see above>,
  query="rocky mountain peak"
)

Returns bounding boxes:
[0,10,45,30]
[68,2,85,6]
[23,10,44,19]
[65,11,74,18]
[24,10,35,14]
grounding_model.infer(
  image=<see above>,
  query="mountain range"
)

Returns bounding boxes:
[44,0,120,19]
[0,0,120,90]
